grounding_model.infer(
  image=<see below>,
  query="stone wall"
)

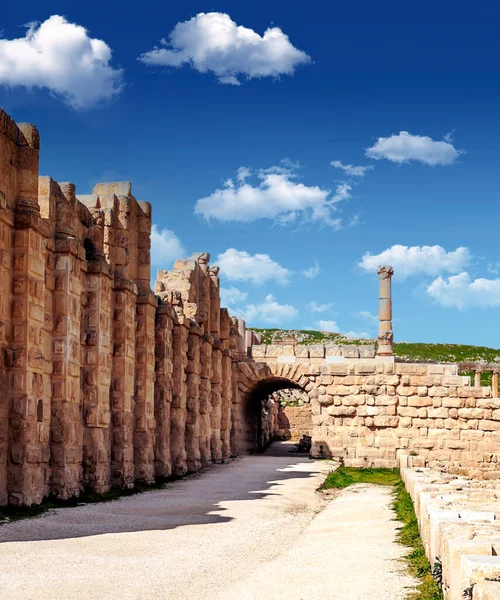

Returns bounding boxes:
[0,109,250,506]
[248,344,500,474]
[272,389,312,441]
[401,461,500,599]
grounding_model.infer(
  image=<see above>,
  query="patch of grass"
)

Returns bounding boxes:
[0,477,173,525]
[322,466,400,489]
[322,467,443,600]
[393,479,443,600]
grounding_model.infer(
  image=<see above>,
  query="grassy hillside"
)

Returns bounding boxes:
[247,328,500,365]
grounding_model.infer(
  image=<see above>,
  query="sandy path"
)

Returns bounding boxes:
[0,443,416,599]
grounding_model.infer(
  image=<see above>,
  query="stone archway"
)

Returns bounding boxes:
[233,361,319,455]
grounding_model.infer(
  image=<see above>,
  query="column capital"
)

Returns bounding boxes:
[377,265,394,279]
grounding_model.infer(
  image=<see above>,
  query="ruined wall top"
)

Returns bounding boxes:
[251,343,378,361]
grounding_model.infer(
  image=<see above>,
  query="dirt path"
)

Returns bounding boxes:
[0,443,416,599]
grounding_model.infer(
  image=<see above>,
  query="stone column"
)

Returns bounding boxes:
[154,303,174,478]
[377,266,394,357]
[220,309,232,461]
[474,370,482,388]
[492,372,499,398]
[110,280,137,488]
[133,292,157,483]
[82,260,113,493]
[170,314,189,476]
[185,323,202,472]
[198,334,213,467]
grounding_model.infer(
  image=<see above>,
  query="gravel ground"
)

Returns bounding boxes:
[0,442,416,599]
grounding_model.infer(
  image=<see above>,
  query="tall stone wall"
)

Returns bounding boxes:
[0,109,249,506]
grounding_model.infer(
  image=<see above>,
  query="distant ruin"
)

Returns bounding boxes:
[1,108,500,508]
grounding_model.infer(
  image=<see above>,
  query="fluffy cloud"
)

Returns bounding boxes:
[303,260,321,279]
[359,245,471,281]
[356,310,379,323]
[427,273,500,309]
[195,163,347,228]
[217,249,290,285]
[151,225,185,267]
[236,294,298,325]
[365,131,463,166]
[220,286,248,306]
[139,12,310,85]
[0,15,123,108]
[309,301,334,313]
[331,160,373,177]
[315,320,339,333]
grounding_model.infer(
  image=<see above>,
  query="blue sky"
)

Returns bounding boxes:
[1,1,499,346]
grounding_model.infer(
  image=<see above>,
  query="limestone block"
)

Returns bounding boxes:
[373,416,399,427]
[359,345,376,359]
[445,538,500,600]
[326,364,349,375]
[355,363,376,375]
[325,345,342,357]
[472,582,500,600]
[265,345,282,357]
[408,396,433,407]
[327,405,356,417]
[308,344,325,358]
[342,345,359,359]
[460,556,500,600]
[250,344,266,358]
[294,345,309,358]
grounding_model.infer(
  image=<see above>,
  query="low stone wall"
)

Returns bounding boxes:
[277,404,312,441]
[249,345,500,473]
[401,461,500,600]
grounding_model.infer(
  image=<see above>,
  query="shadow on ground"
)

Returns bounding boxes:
[0,442,327,544]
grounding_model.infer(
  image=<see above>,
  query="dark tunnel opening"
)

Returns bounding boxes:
[243,377,310,453]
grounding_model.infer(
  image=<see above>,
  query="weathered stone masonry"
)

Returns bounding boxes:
[1,108,500,507]
[0,110,253,506]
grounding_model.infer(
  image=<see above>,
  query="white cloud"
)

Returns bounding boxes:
[139,12,310,85]
[0,15,123,108]
[356,310,379,323]
[366,131,463,166]
[427,273,500,309]
[303,260,321,279]
[348,214,361,228]
[236,294,298,325]
[151,225,185,267]
[315,320,340,333]
[237,166,251,183]
[487,262,500,275]
[331,160,374,177]
[195,163,347,228]
[220,286,248,306]
[308,301,334,313]
[217,248,290,285]
[359,245,471,281]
